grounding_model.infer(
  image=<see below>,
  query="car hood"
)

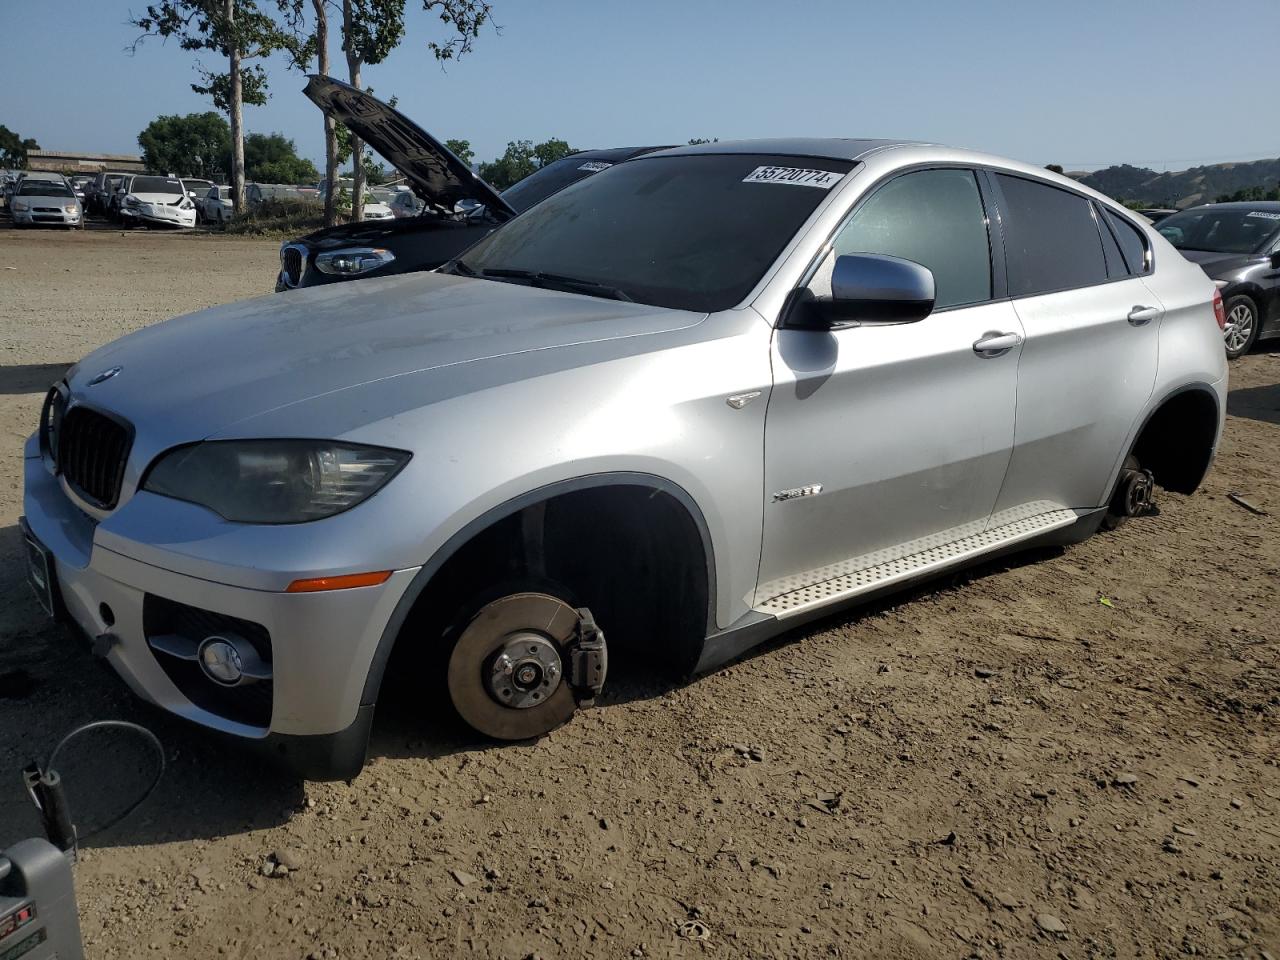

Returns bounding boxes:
[1176,249,1256,274]
[68,271,704,447]
[304,75,515,219]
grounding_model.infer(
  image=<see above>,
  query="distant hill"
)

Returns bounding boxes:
[1071,158,1280,208]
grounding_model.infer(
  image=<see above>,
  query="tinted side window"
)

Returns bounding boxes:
[830,168,991,309]
[1093,203,1126,279]
[1104,209,1150,274]
[995,174,1108,296]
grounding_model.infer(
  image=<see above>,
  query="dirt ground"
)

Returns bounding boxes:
[0,227,1276,960]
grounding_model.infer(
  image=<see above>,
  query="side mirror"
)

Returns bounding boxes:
[789,253,936,329]
[1269,250,1280,269]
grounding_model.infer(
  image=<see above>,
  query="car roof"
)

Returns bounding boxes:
[568,145,675,163]
[656,138,925,162]
[1179,200,1280,212]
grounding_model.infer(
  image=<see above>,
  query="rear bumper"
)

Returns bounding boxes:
[22,445,418,777]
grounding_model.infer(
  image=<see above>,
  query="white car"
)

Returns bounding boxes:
[361,191,395,221]
[120,175,198,229]
[388,189,422,218]
[199,185,233,224]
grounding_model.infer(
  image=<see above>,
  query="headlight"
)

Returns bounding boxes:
[314,247,396,276]
[12,200,27,211]
[63,204,78,214]
[143,440,411,523]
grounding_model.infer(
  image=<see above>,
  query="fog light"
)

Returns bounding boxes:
[199,636,244,685]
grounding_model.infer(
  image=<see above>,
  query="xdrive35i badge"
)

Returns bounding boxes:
[87,366,122,385]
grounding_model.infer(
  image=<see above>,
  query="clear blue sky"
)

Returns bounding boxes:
[3,0,1277,173]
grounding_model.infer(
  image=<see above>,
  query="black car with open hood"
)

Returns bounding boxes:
[276,76,670,291]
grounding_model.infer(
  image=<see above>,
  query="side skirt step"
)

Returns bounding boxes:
[755,507,1078,619]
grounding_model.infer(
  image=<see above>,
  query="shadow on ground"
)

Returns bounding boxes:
[0,363,72,395]
[1228,380,1280,426]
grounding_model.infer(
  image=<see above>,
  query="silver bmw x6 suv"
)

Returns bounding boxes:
[23,140,1227,778]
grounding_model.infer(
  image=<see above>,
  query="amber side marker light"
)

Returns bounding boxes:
[286,571,393,593]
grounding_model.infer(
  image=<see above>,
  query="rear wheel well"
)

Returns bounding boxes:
[1131,388,1219,495]
[385,483,712,695]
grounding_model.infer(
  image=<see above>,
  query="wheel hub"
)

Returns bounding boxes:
[487,633,563,708]
[447,593,584,740]
[1120,468,1154,517]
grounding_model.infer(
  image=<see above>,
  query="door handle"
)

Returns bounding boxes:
[972,331,1022,357]
[1127,305,1160,325]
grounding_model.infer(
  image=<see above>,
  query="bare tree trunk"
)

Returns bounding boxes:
[313,0,338,226]
[227,0,246,215]
[341,0,364,223]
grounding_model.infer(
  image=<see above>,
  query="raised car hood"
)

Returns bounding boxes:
[68,271,704,449]
[303,75,514,219]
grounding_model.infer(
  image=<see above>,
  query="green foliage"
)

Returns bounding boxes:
[138,112,231,178]
[1044,164,1064,175]
[477,139,575,190]
[445,139,474,166]
[130,1,304,110]
[687,137,718,145]
[222,196,326,236]
[241,132,319,183]
[1214,183,1280,203]
[0,125,39,168]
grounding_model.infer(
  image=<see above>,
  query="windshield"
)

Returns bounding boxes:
[183,179,214,191]
[130,176,184,196]
[459,154,853,311]
[19,181,74,197]
[500,155,620,213]
[1157,207,1280,255]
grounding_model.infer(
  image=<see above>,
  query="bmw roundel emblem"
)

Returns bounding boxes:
[88,366,122,386]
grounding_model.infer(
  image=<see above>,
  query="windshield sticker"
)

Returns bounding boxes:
[1246,211,1280,220]
[742,166,841,189]
[578,161,613,172]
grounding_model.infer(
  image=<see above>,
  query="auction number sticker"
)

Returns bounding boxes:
[1247,211,1280,220]
[578,161,613,172]
[742,166,840,189]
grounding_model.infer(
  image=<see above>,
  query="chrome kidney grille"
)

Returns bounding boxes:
[281,244,305,287]
[43,390,133,510]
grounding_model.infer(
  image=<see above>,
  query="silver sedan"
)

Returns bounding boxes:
[10,178,83,228]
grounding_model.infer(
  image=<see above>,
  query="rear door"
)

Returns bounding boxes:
[988,173,1160,514]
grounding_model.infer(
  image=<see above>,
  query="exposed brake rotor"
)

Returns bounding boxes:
[447,592,607,741]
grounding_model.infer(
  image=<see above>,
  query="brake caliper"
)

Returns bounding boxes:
[565,607,608,706]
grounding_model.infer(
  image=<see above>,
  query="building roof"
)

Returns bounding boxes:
[27,150,146,173]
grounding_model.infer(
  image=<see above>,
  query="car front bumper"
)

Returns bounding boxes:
[22,441,419,777]
[129,206,197,228]
[11,209,80,226]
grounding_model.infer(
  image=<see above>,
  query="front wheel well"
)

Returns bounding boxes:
[383,482,713,698]
[1131,388,1219,495]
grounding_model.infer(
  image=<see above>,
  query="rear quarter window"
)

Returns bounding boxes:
[1103,209,1151,274]
[994,173,1108,297]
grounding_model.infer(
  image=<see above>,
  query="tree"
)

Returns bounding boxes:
[131,0,303,214]
[445,138,474,167]
[240,132,319,182]
[277,0,341,223]
[477,138,574,190]
[0,126,40,169]
[687,137,718,145]
[1045,164,1065,175]
[338,0,494,219]
[137,112,231,178]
